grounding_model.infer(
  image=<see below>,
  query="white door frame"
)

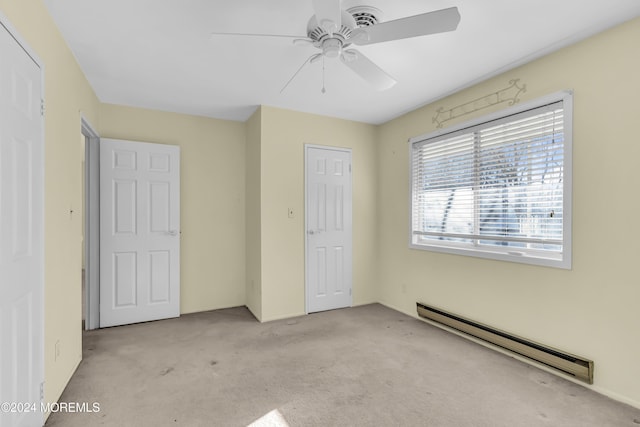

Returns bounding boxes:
[84,133,182,330]
[82,117,100,330]
[304,144,353,314]
[0,11,45,426]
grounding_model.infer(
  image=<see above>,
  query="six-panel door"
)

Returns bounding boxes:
[0,21,44,427]
[306,146,353,313]
[100,139,180,327]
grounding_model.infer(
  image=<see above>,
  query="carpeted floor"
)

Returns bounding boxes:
[45,304,640,426]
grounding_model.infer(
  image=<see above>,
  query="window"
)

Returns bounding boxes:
[410,91,572,269]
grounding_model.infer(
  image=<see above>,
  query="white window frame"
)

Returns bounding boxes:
[409,91,573,269]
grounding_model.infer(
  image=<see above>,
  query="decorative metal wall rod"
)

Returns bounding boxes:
[432,79,527,128]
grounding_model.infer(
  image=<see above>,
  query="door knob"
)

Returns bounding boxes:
[167,230,178,236]
[308,230,315,235]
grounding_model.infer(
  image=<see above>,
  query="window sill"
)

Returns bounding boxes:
[409,241,571,269]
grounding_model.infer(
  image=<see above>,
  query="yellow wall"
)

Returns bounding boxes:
[245,107,263,320]
[0,0,100,408]
[3,0,639,413]
[99,104,247,314]
[259,106,378,321]
[376,17,640,407]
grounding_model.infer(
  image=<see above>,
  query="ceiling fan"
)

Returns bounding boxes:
[212,1,461,92]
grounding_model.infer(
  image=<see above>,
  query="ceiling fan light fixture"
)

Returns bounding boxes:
[322,38,343,58]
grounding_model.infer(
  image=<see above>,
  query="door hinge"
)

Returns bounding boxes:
[40,382,44,401]
[349,288,352,296]
[40,99,45,116]
[349,164,352,173]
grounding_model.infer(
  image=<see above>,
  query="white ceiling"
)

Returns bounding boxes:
[43,0,640,125]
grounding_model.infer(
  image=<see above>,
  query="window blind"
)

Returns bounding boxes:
[411,101,565,254]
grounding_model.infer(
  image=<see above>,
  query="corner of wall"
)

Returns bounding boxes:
[245,106,263,321]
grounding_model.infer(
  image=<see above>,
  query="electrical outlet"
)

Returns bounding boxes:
[287,208,294,218]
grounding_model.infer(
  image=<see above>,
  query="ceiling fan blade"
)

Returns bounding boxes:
[280,54,322,93]
[312,0,342,34]
[351,7,460,46]
[340,49,396,91]
[211,32,307,40]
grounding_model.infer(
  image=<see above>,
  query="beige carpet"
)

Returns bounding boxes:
[46,304,640,426]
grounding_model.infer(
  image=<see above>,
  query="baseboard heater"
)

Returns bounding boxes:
[416,302,593,384]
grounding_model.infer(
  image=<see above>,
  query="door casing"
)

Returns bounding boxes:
[82,117,100,330]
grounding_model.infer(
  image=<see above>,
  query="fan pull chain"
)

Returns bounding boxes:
[280,54,320,94]
[321,55,326,94]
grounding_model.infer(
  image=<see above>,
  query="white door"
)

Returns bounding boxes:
[305,146,352,313]
[0,21,44,427]
[100,139,180,327]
